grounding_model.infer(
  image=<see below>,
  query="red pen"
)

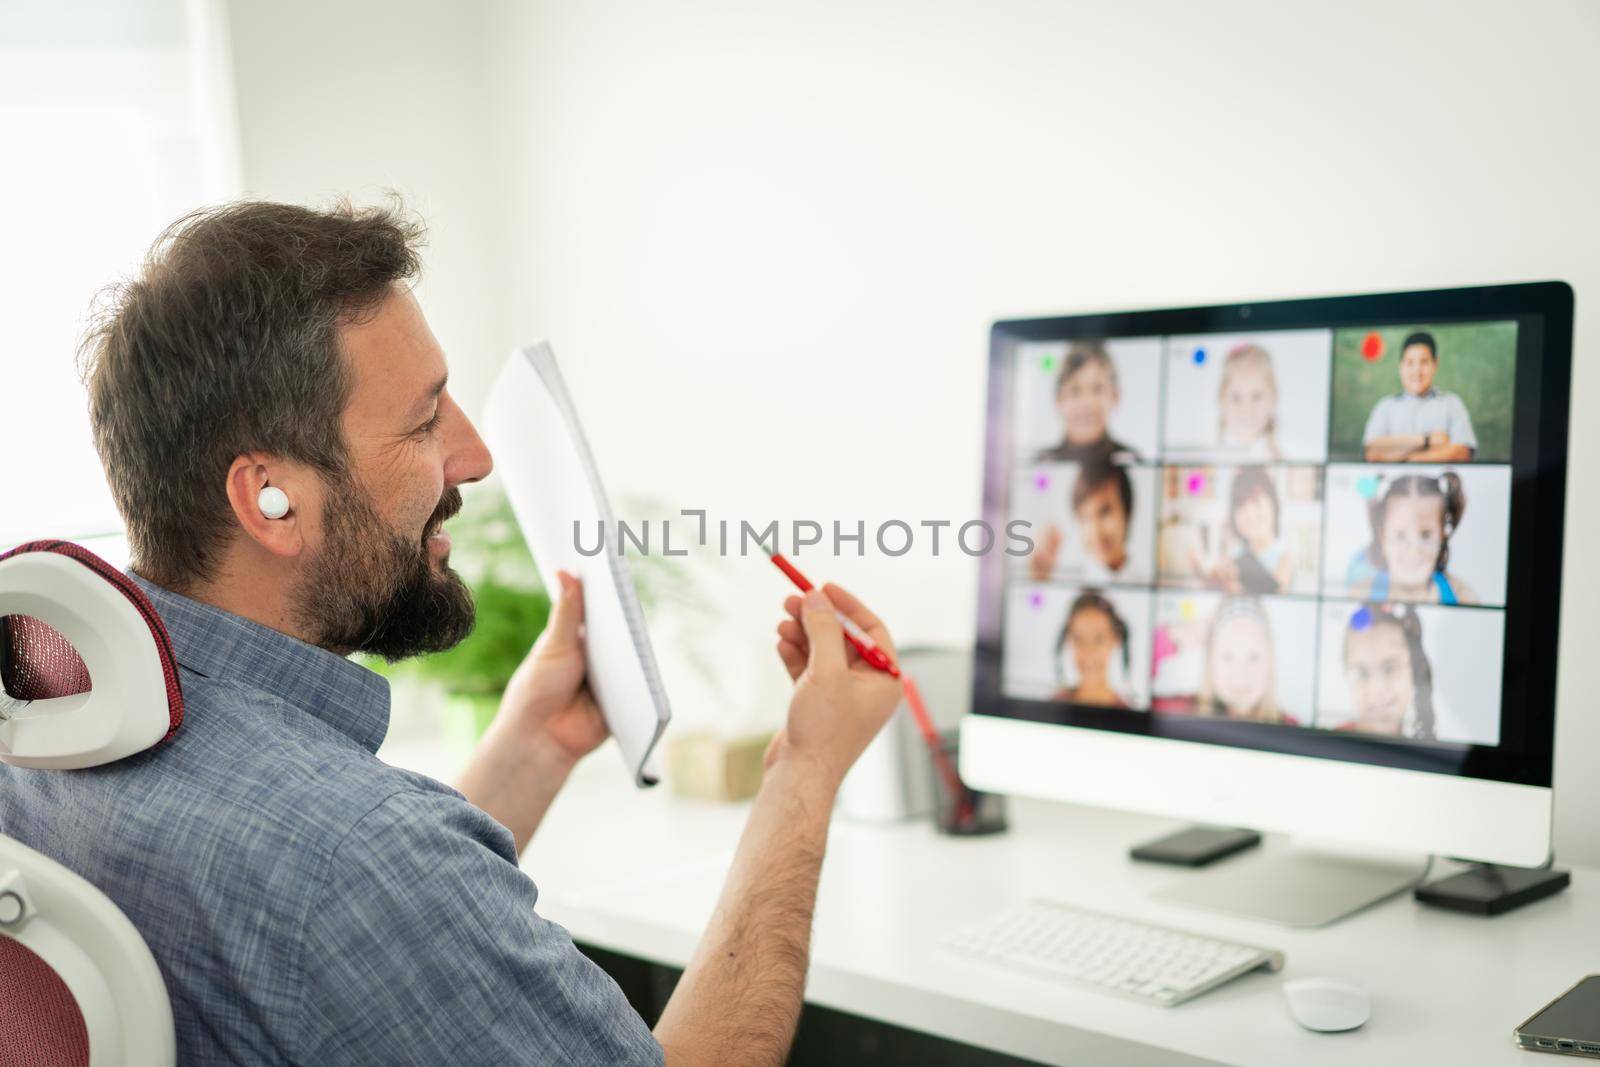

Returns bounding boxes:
[767,551,973,823]
[768,552,900,676]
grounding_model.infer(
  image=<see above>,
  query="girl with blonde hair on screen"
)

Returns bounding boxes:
[1216,344,1282,460]
[1197,597,1296,724]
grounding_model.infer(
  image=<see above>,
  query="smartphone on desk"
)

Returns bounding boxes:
[1515,976,1600,1057]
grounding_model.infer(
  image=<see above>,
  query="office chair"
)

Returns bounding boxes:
[0,540,181,1066]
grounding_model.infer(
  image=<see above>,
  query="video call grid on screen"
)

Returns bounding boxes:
[975,285,1572,787]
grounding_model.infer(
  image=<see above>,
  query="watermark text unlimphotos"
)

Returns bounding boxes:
[574,511,1034,558]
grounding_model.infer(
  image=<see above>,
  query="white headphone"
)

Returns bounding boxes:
[258,486,290,520]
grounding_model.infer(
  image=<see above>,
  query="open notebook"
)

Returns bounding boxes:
[483,343,670,786]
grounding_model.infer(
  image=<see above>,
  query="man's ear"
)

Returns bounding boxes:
[225,454,308,559]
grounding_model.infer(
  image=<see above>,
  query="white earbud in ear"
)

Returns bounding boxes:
[258,486,290,520]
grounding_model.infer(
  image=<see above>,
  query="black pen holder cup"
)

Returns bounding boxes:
[930,733,1007,836]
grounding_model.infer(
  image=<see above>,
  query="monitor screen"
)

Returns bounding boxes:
[973,284,1572,787]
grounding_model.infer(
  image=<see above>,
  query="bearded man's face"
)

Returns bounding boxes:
[293,287,493,659]
[297,478,475,661]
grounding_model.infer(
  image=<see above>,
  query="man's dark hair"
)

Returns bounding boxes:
[80,199,424,591]
[1071,458,1133,521]
[1400,330,1437,361]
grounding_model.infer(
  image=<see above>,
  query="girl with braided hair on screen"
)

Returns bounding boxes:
[1050,590,1131,708]
[1352,472,1479,605]
[1338,603,1438,741]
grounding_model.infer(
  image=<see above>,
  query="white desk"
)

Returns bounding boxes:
[523,764,1596,1066]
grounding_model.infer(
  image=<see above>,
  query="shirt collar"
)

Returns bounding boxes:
[128,573,391,754]
[1403,388,1441,400]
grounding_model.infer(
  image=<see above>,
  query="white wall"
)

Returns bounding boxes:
[0,0,238,546]
[218,0,1599,863]
[224,0,510,411]
[479,0,1600,863]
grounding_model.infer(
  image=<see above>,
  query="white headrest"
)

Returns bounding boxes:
[0,543,182,769]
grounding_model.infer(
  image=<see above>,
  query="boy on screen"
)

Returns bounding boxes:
[1362,331,1477,462]
[1072,460,1133,578]
[1027,460,1135,581]
[1036,343,1141,464]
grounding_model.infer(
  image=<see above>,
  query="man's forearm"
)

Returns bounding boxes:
[654,757,836,1067]
[455,720,574,853]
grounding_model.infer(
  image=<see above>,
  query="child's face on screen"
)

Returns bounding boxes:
[1065,607,1118,683]
[1233,490,1275,551]
[1209,615,1271,716]
[1399,344,1438,396]
[1380,496,1446,587]
[1074,482,1129,571]
[1219,364,1275,444]
[1057,362,1116,445]
[1344,624,1413,734]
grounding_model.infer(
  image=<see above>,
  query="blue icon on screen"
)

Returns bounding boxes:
[1193,347,1207,366]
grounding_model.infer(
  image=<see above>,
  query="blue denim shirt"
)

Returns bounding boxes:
[0,577,662,1066]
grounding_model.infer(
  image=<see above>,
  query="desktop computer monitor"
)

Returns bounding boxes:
[960,283,1573,924]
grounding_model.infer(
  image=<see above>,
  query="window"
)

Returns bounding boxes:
[0,0,239,558]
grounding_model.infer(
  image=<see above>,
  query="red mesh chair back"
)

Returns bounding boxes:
[0,937,89,1067]
[0,541,183,764]
[1,614,93,702]
[1,539,181,1064]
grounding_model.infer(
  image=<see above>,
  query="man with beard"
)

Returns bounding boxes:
[0,201,904,1065]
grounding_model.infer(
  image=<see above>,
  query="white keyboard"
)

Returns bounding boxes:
[943,899,1284,1006]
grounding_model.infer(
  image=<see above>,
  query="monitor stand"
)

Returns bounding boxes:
[1151,838,1430,928]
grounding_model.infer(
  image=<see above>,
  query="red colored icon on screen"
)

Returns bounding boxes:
[1361,332,1384,361]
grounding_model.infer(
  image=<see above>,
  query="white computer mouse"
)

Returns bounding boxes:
[1282,977,1370,1032]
